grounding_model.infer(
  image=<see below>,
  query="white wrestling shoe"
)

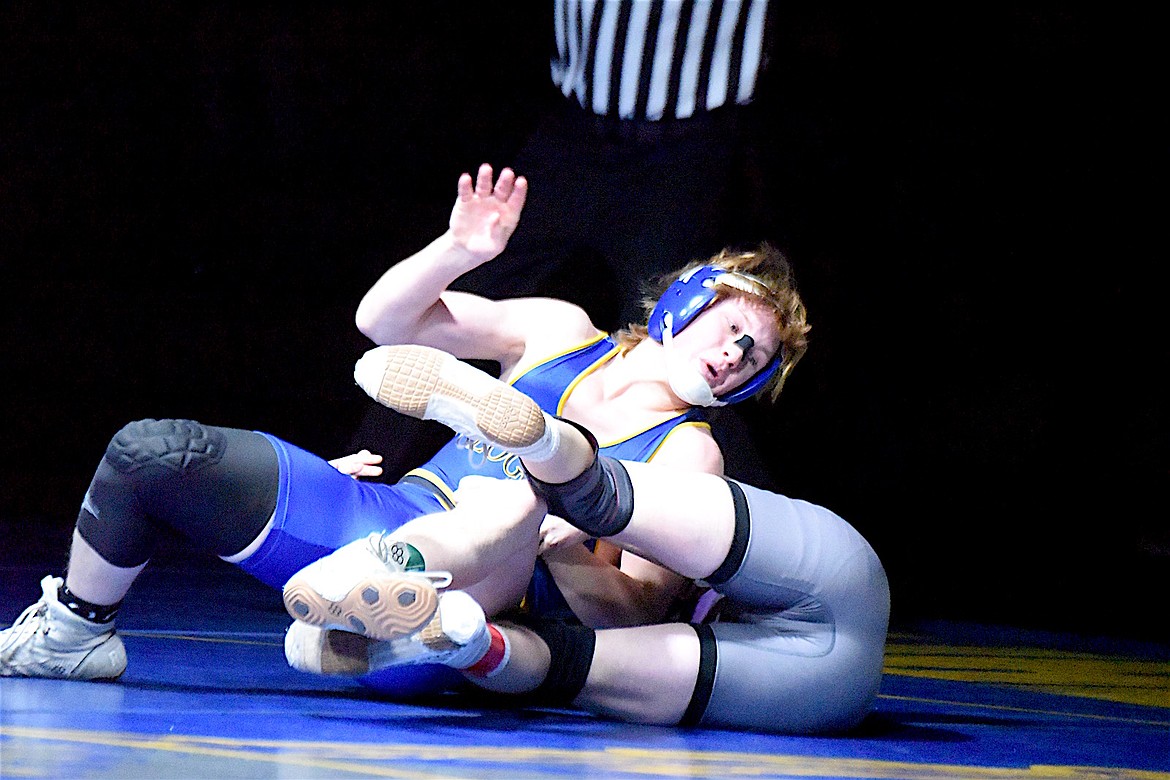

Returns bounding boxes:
[284,590,490,676]
[0,575,126,680]
[354,344,556,457]
[282,532,453,642]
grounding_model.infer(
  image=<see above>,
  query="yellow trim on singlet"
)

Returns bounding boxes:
[399,468,458,510]
[553,344,624,417]
[506,331,610,388]
[528,334,711,454]
[641,419,714,462]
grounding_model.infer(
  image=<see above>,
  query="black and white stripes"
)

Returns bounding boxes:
[551,0,770,120]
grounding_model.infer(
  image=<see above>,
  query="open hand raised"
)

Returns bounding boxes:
[449,163,528,261]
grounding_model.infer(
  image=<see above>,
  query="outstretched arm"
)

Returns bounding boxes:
[354,164,531,360]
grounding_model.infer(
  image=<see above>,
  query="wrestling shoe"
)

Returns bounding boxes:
[284,590,489,676]
[282,532,453,642]
[0,575,126,680]
[354,344,554,456]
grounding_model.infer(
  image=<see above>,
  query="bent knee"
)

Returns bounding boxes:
[105,418,227,473]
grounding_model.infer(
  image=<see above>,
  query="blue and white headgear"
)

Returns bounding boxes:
[648,265,782,407]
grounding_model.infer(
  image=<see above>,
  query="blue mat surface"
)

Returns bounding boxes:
[3,557,1167,779]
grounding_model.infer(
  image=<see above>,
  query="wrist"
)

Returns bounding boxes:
[439,229,497,268]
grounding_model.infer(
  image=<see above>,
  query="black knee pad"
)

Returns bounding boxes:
[523,419,634,538]
[81,418,278,562]
[77,418,225,567]
[105,418,228,473]
[513,619,597,708]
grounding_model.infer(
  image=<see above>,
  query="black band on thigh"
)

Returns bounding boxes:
[680,623,718,727]
[703,479,751,587]
[513,619,597,708]
[77,419,279,566]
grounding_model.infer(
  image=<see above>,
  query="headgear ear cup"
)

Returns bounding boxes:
[715,352,781,405]
[648,266,783,405]
[647,266,724,342]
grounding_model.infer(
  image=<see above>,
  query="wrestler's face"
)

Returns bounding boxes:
[670,295,781,397]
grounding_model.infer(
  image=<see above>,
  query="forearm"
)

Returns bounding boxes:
[542,546,679,629]
[355,231,484,345]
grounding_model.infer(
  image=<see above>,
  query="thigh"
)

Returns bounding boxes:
[237,434,446,588]
[578,623,702,725]
[464,546,539,619]
[701,483,890,733]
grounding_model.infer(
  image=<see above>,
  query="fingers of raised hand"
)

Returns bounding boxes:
[459,164,526,210]
[475,163,494,197]
[493,167,515,201]
[457,172,475,201]
[508,175,528,210]
[491,169,528,209]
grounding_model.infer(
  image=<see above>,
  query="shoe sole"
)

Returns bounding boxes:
[375,344,545,451]
[282,573,439,642]
[318,630,373,676]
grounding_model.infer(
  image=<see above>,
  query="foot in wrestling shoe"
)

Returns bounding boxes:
[285,591,491,676]
[283,532,453,642]
[284,621,374,676]
[353,344,559,459]
[0,575,126,680]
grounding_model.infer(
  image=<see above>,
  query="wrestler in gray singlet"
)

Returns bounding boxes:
[693,482,889,733]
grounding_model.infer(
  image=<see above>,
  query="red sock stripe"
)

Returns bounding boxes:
[463,624,509,678]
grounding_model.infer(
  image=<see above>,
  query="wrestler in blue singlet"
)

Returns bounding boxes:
[234,334,706,694]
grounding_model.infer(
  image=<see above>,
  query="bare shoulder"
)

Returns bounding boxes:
[647,421,725,476]
[498,298,604,376]
[504,297,598,337]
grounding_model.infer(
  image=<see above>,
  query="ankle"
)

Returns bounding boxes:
[510,413,561,462]
[461,623,509,677]
[58,582,120,625]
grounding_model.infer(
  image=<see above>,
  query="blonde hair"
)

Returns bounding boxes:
[614,243,810,402]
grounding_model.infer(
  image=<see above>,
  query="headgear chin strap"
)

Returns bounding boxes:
[649,265,782,406]
[662,316,720,407]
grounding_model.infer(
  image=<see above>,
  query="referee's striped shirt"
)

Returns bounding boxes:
[551,0,771,121]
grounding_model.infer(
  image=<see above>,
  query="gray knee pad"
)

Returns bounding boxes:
[523,419,634,537]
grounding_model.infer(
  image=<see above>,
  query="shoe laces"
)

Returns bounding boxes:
[0,601,50,661]
[366,532,453,589]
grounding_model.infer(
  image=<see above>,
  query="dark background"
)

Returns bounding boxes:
[1,5,1164,641]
